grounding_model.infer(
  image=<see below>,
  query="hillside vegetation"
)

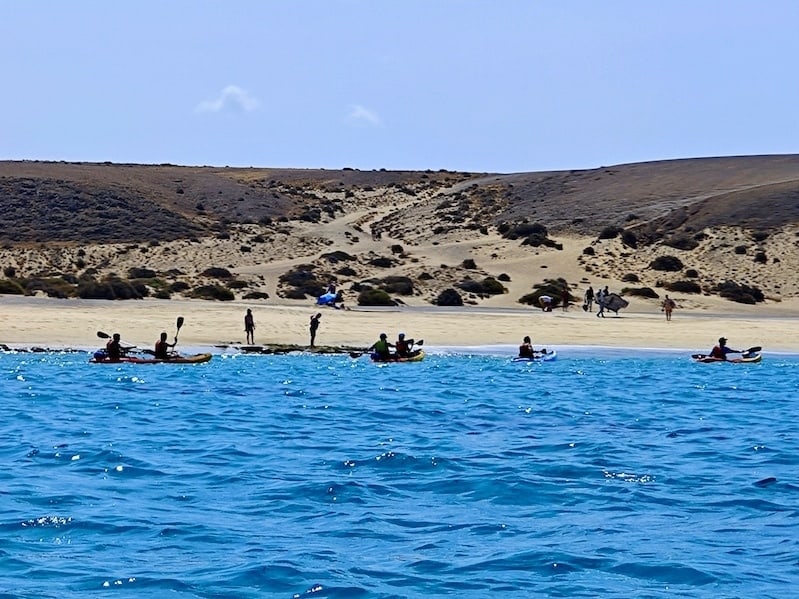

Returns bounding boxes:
[1,156,798,306]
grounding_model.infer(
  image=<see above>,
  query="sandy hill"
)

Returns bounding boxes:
[1,156,798,310]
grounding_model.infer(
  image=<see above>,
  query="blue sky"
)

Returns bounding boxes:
[3,1,798,173]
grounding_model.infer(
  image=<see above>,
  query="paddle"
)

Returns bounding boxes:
[173,316,185,351]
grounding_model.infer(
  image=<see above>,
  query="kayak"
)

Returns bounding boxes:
[91,351,213,364]
[512,349,558,362]
[692,352,761,364]
[370,350,425,363]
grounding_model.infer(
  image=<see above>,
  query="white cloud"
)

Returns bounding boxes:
[346,104,382,126]
[196,85,259,114]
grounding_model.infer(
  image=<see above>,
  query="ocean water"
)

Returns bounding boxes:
[1,348,798,598]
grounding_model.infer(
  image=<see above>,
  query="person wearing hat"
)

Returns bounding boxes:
[709,337,741,360]
[368,333,394,360]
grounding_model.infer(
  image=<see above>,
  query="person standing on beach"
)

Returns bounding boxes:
[584,286,594,312]
[662,295,676,321]
[244,308,255,345]
[595,287,606,318]
[561,285,570,311]
[309,313,322,347]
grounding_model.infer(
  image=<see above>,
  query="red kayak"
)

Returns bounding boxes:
[90,352,212,364]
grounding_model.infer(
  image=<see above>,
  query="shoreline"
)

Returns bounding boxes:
[2,296,798,354]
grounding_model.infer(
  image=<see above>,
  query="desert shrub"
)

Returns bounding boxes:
[190,284,235,301]
[0,279,24,294]
[713,280,764,304]
[418,272,433,280]
[227,280,249,289]
[620,230,638,248]
[390,244,404,255]
[369,257,394,268]
[684,269,699,278]
[240,245,251,253]
[299,208,321,222]
[598,226,622,240]
[621,273,640,283]
[457,277,506,295]
[500,222,548,240]
[752,230,769,242]
[170,281,190,293]
[357,288,395,306]
[336,266,358,276]
[664,235,699,250]
[77,277,145,300]
[518,277,571,307]
[321,250,356,263]
[376,276,414,295]
[649,255,684,271]
[582,246,595,256]
[665,280,702,293]
[462,258,477,269]
[522,234,562,249]
[242,291,270,300]
[129,267,157,279]
[734,245,747,255]
[497,273,511,282]
[278,265,325,298]
[202,267,233,279]
[621,287,659,299]
[23,277,76,299]
[754,251,767,264]
[3,266,16,277]
[153,289,171,299]
[433,288,463,306]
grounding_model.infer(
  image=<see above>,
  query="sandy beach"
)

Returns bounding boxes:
[2,161,799,356]
[2,295,797,354]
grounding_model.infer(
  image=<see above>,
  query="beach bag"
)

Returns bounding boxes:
[582,303,588,311]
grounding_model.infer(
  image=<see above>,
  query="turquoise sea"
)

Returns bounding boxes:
[1,348,798,598]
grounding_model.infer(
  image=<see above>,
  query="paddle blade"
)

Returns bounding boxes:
[746,346,762,353]
[416,339,424,347]
[96,331,110,339]
[176,316,185,331]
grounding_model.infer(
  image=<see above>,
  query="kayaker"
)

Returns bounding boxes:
[518,336,534,358]
[154,332,177,359]
[368,333,394,360]
[709,337,740,360]
[106,333,124,362]
[395,333,411,358]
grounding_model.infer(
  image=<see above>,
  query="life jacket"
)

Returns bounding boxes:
[374,339,389,354]
[710,345,725,359]
[518,344,534,358]
[396,339,410,356]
